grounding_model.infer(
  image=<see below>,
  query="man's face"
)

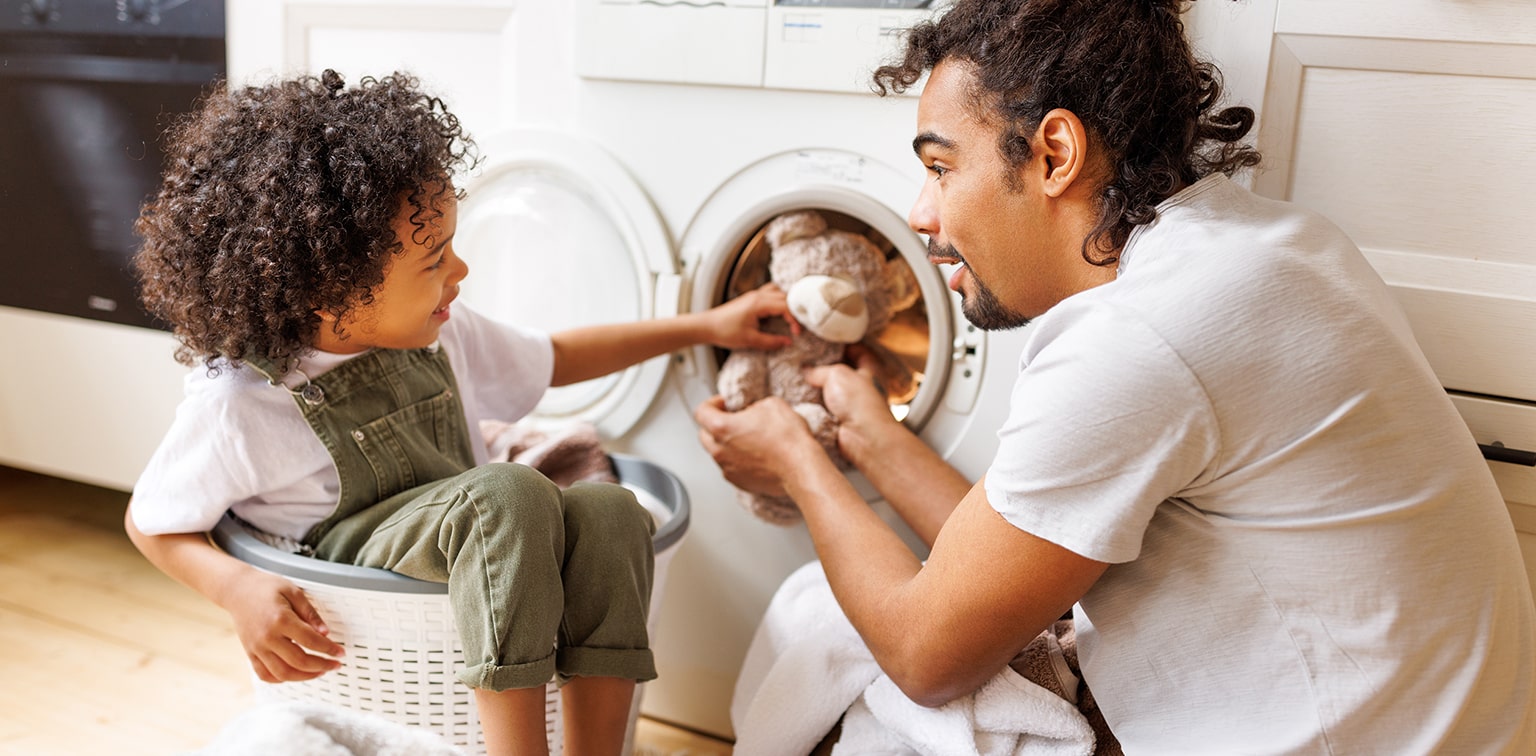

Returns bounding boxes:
[907,60,1081,330]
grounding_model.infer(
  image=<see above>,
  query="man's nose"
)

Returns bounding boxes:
[908,181,938,237]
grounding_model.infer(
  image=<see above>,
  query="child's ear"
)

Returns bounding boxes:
[314,309,344,342]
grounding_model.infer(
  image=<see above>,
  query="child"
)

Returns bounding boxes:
[124,70,790,756]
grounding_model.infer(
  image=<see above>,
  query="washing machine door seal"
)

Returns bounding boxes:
[455,128,678,440]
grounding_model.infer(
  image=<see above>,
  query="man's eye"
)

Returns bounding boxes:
[926,164,948,178]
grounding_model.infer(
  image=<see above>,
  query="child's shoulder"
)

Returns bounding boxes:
[182,359,269,392]
[178,360,295,420]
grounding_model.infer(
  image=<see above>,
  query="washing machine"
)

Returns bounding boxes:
[447,0,1029,739]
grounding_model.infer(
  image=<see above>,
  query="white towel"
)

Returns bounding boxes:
[186,700,465,756]
[733,561,1096,756]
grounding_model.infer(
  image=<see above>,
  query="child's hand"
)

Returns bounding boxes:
[224,569,346,683]
[707,283,797,350]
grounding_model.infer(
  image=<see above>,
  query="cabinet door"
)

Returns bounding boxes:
[226,0,573,133]
[1187,0,1536,573]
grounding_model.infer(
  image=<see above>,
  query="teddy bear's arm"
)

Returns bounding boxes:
[716,351,772,412]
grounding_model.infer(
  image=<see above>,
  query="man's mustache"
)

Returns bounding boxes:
[927,239,965,266]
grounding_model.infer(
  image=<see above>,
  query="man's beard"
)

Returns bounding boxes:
[933,240,1030,331]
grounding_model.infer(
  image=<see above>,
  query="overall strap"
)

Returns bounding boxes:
[248,347,476,545]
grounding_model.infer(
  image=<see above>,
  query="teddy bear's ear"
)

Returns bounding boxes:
[765,210,829,249]
[885,257,921,312]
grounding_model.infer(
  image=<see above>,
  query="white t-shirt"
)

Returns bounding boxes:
[985,175,1536,754]
[131,305,554,541]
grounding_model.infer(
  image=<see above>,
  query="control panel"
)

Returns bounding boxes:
[576,0,944,93]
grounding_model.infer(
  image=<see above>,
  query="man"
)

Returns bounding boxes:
[695,0,1536,751]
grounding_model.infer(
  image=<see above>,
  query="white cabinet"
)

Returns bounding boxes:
[226,0,575,132]
[1189,0,1536,584]
[574,0,933,93]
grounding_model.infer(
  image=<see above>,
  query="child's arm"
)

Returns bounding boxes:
[549,282,793,387]
[124,504,345,682]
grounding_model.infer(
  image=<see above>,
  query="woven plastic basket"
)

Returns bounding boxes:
[210,453,690,755]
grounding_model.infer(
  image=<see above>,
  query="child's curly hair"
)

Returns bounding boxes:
[135,69,476,370]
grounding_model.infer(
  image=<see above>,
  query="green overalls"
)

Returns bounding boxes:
[248,346,656,691]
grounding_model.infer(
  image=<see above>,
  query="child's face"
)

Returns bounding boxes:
[315,186,468,353]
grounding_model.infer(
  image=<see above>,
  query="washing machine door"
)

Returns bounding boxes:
[454,129,677,439]
[676,148,993,447]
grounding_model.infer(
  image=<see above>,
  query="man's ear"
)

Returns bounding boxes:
[1033,108,1090,198]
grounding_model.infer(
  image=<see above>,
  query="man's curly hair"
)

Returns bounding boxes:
[873,0,1261,266]
[134,69,476,370]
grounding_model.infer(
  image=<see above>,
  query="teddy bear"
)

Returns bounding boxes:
[717,209,920,524]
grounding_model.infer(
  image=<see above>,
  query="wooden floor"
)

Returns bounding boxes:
[0,464,732,756]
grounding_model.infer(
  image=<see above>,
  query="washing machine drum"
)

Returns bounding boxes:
[720,210,932,408]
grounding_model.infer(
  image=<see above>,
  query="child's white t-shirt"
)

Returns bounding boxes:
[985,175,1535,752]
[131,305,553,541]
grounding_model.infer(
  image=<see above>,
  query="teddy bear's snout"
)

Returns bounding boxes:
[788,274,869,344]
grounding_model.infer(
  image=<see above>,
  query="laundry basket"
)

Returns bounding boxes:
[209,453,689,755]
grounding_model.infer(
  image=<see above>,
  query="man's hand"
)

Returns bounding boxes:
[804,346,903,464]
[221,570,346,683]
[695,394,825,498]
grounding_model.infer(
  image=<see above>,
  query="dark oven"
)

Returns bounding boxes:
[0,0,225,330]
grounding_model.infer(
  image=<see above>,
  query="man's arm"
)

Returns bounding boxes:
[804,360,970,547]
[874,481,1107,704]
[696,393,1106,706]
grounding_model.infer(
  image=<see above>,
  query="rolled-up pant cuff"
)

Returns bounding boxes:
[555,646,657,686]
[460,655,557,691]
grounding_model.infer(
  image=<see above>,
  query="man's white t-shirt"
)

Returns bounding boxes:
[131,305,554,541]
[985,175,1536,753]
